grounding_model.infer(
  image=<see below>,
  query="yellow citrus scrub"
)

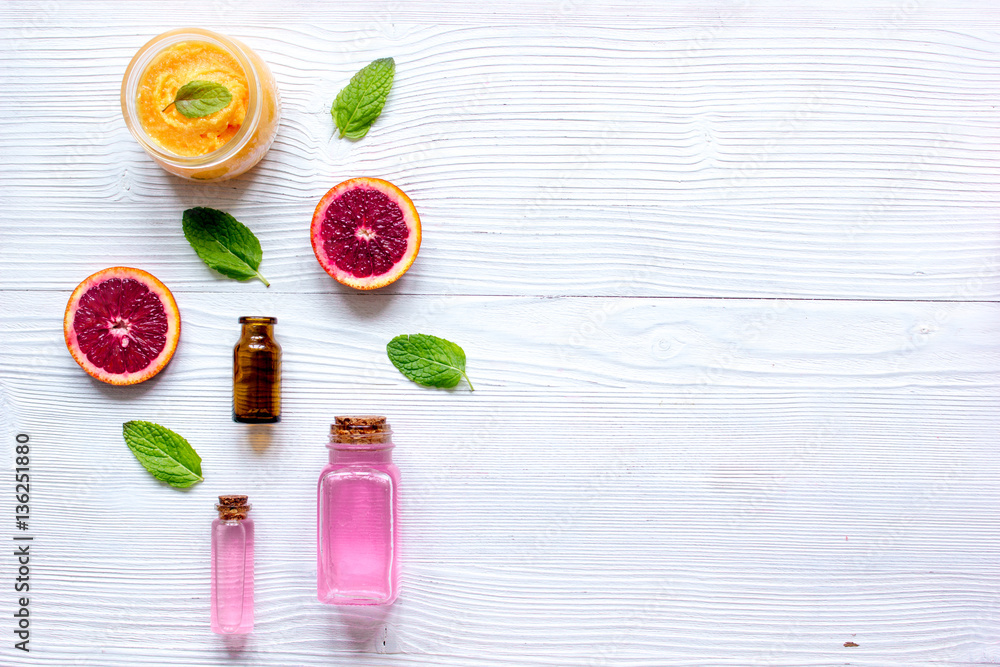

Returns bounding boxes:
[140,42,247,156]
[121,29,279,181]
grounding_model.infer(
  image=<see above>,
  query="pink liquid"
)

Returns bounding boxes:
[317,448,399,605]
[211,518,254,633]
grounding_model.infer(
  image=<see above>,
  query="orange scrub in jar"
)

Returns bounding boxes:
[121,28,280,182]
[137,41,249,156]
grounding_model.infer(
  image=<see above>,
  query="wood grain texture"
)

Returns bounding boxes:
[1,7,999,297]
[2,293,999,665]
[1,1,999,665]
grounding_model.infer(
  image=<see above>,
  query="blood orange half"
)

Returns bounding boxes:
[63,267,181,385]
[311,177,421,290]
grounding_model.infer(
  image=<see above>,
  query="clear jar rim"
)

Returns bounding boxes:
[120,28,263,169]
[328,439,395,451]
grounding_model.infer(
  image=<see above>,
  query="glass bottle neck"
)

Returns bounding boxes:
[328,447,394,465]
[239,317,276,339]
[241,323,273,336]
[217,516,251,525]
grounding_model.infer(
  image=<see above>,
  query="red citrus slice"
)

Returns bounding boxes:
[311,177,421,290]
[63,267,181,386]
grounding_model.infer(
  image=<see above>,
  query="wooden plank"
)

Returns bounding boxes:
[0,23,997,298]
[2,292,998,664]
[4,292,998,390]
[3,0,1000,27]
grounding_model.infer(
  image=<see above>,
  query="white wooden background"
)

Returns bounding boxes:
[1,1,999,665]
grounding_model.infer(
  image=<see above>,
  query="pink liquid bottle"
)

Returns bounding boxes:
[317,416,400,605]
[211,495,254,634]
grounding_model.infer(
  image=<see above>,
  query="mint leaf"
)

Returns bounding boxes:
[163,80,232,119]
[332,57,395,140]
[387,334,474,391]
[122,421,204,488]
[182,207,269,286]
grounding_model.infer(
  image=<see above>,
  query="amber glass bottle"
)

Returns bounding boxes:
[233,316,281,423]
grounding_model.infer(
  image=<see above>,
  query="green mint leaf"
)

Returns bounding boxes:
[332,57,395,140]
[122,421,204,488]
[386,334,474,391]
[163,80,233,118]
[182,207,269,286]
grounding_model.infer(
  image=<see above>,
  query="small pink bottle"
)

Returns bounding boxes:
[317,416,400,605]
[211,495,254,634]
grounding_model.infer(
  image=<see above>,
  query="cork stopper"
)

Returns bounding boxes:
[216,495,251,521]
[330,416,392,446]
